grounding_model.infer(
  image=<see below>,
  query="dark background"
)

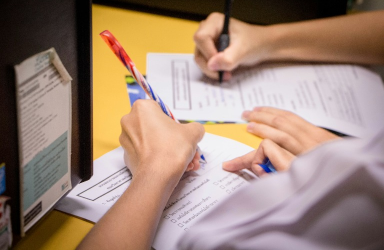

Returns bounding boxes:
[94,0,348,24]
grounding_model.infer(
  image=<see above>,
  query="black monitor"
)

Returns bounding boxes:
[0,0,92,246]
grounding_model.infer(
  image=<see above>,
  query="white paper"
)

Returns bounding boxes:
[55,133,257,250]
[15,48,72,233]
[146,53,384,138]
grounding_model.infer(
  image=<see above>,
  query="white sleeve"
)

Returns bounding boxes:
[178,128,384,250]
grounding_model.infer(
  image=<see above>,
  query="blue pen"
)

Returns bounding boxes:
[258,158,277,174]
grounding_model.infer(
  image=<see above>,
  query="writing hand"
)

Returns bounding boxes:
[194,12,271,81]
[242,107,340,155]
[223,139,295,177]
[120,100,205,180]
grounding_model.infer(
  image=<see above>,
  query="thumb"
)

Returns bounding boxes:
[207,45,242,72]
[253,139,295,173]
[223,150,256,172]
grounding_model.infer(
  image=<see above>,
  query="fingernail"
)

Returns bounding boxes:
[241,110,251,120]
[209,62,219,71]
[222,161,229,170]
[247,122,256,132]
[253,107,262,111]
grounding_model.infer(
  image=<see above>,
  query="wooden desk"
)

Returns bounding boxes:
[14,4,261,249]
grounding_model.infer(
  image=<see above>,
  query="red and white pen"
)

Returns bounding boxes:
[100,30,206,164]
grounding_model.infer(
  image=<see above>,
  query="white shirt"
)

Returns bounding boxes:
[179,128,384,250]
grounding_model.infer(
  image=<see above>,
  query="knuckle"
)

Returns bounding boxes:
[261,138,273,146]
[193,31,204,43]
[132,99,157,112]
[120,114,130,128]
[278,134,291,145]
[193,28,208,43]
[282,110,295,119]
[132,99,146,109]
[209,12,223,20]
[271,116,285,128]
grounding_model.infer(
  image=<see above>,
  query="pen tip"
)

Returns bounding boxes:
[219,71,223,83]
[199,155,207,164]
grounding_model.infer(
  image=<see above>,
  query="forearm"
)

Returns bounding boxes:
[77,169,179,250]
[263,10,384,65]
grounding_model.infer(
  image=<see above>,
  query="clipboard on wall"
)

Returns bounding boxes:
[0,0,92,246]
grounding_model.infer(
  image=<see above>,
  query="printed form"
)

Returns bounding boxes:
[15,48,72,233]
[55,133,257,250]
[146,53,384,138]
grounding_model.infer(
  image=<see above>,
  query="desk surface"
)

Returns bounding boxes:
[14,4,261,249]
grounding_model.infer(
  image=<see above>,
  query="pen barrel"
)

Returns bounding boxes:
[217,34,230,52]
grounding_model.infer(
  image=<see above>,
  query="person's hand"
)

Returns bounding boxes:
[223,139,295,177]
[194,12,272,80]
[242,107,340,155]
[119,100,205,181]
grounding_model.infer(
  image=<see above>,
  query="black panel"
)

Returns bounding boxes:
[0,0,92,245]
[94,0,348,24]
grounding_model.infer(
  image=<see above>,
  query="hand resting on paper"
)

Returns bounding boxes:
[242,107,340,156]
[224,107,339,176]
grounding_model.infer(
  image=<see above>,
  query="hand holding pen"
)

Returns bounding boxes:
[100,30,207,165]
[195,4,267,81]
[222,139,295,176]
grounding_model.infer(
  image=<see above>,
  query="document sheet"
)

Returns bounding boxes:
[146,53,384,138]
[15,48,72,233]
[55,133,257,249]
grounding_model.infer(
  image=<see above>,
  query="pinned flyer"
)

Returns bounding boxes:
[14,48,72,234]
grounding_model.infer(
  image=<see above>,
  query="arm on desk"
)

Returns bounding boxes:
[77,100,204,249]
[194,10,384,80]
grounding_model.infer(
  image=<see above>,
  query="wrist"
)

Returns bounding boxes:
[247,24,286,63]
[133,160,184,191]
[262,23,299,62]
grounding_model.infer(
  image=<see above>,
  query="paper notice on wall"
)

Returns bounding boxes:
[14,48,72,234]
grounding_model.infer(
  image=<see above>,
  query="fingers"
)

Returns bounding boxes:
[193,12,246,81]
[207,44,243,72]
[195,48,232,80]
[183,122,205,172]
[194,48,218,79]
[242,108,302,137]
[251,139,295,177]
[223,139,295,177]
[119,100,206,178]
[222,150,256,172]
[193,13,223,61]
[246,122,305,155]
[242,106,339,154]
[186,151,201,172]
